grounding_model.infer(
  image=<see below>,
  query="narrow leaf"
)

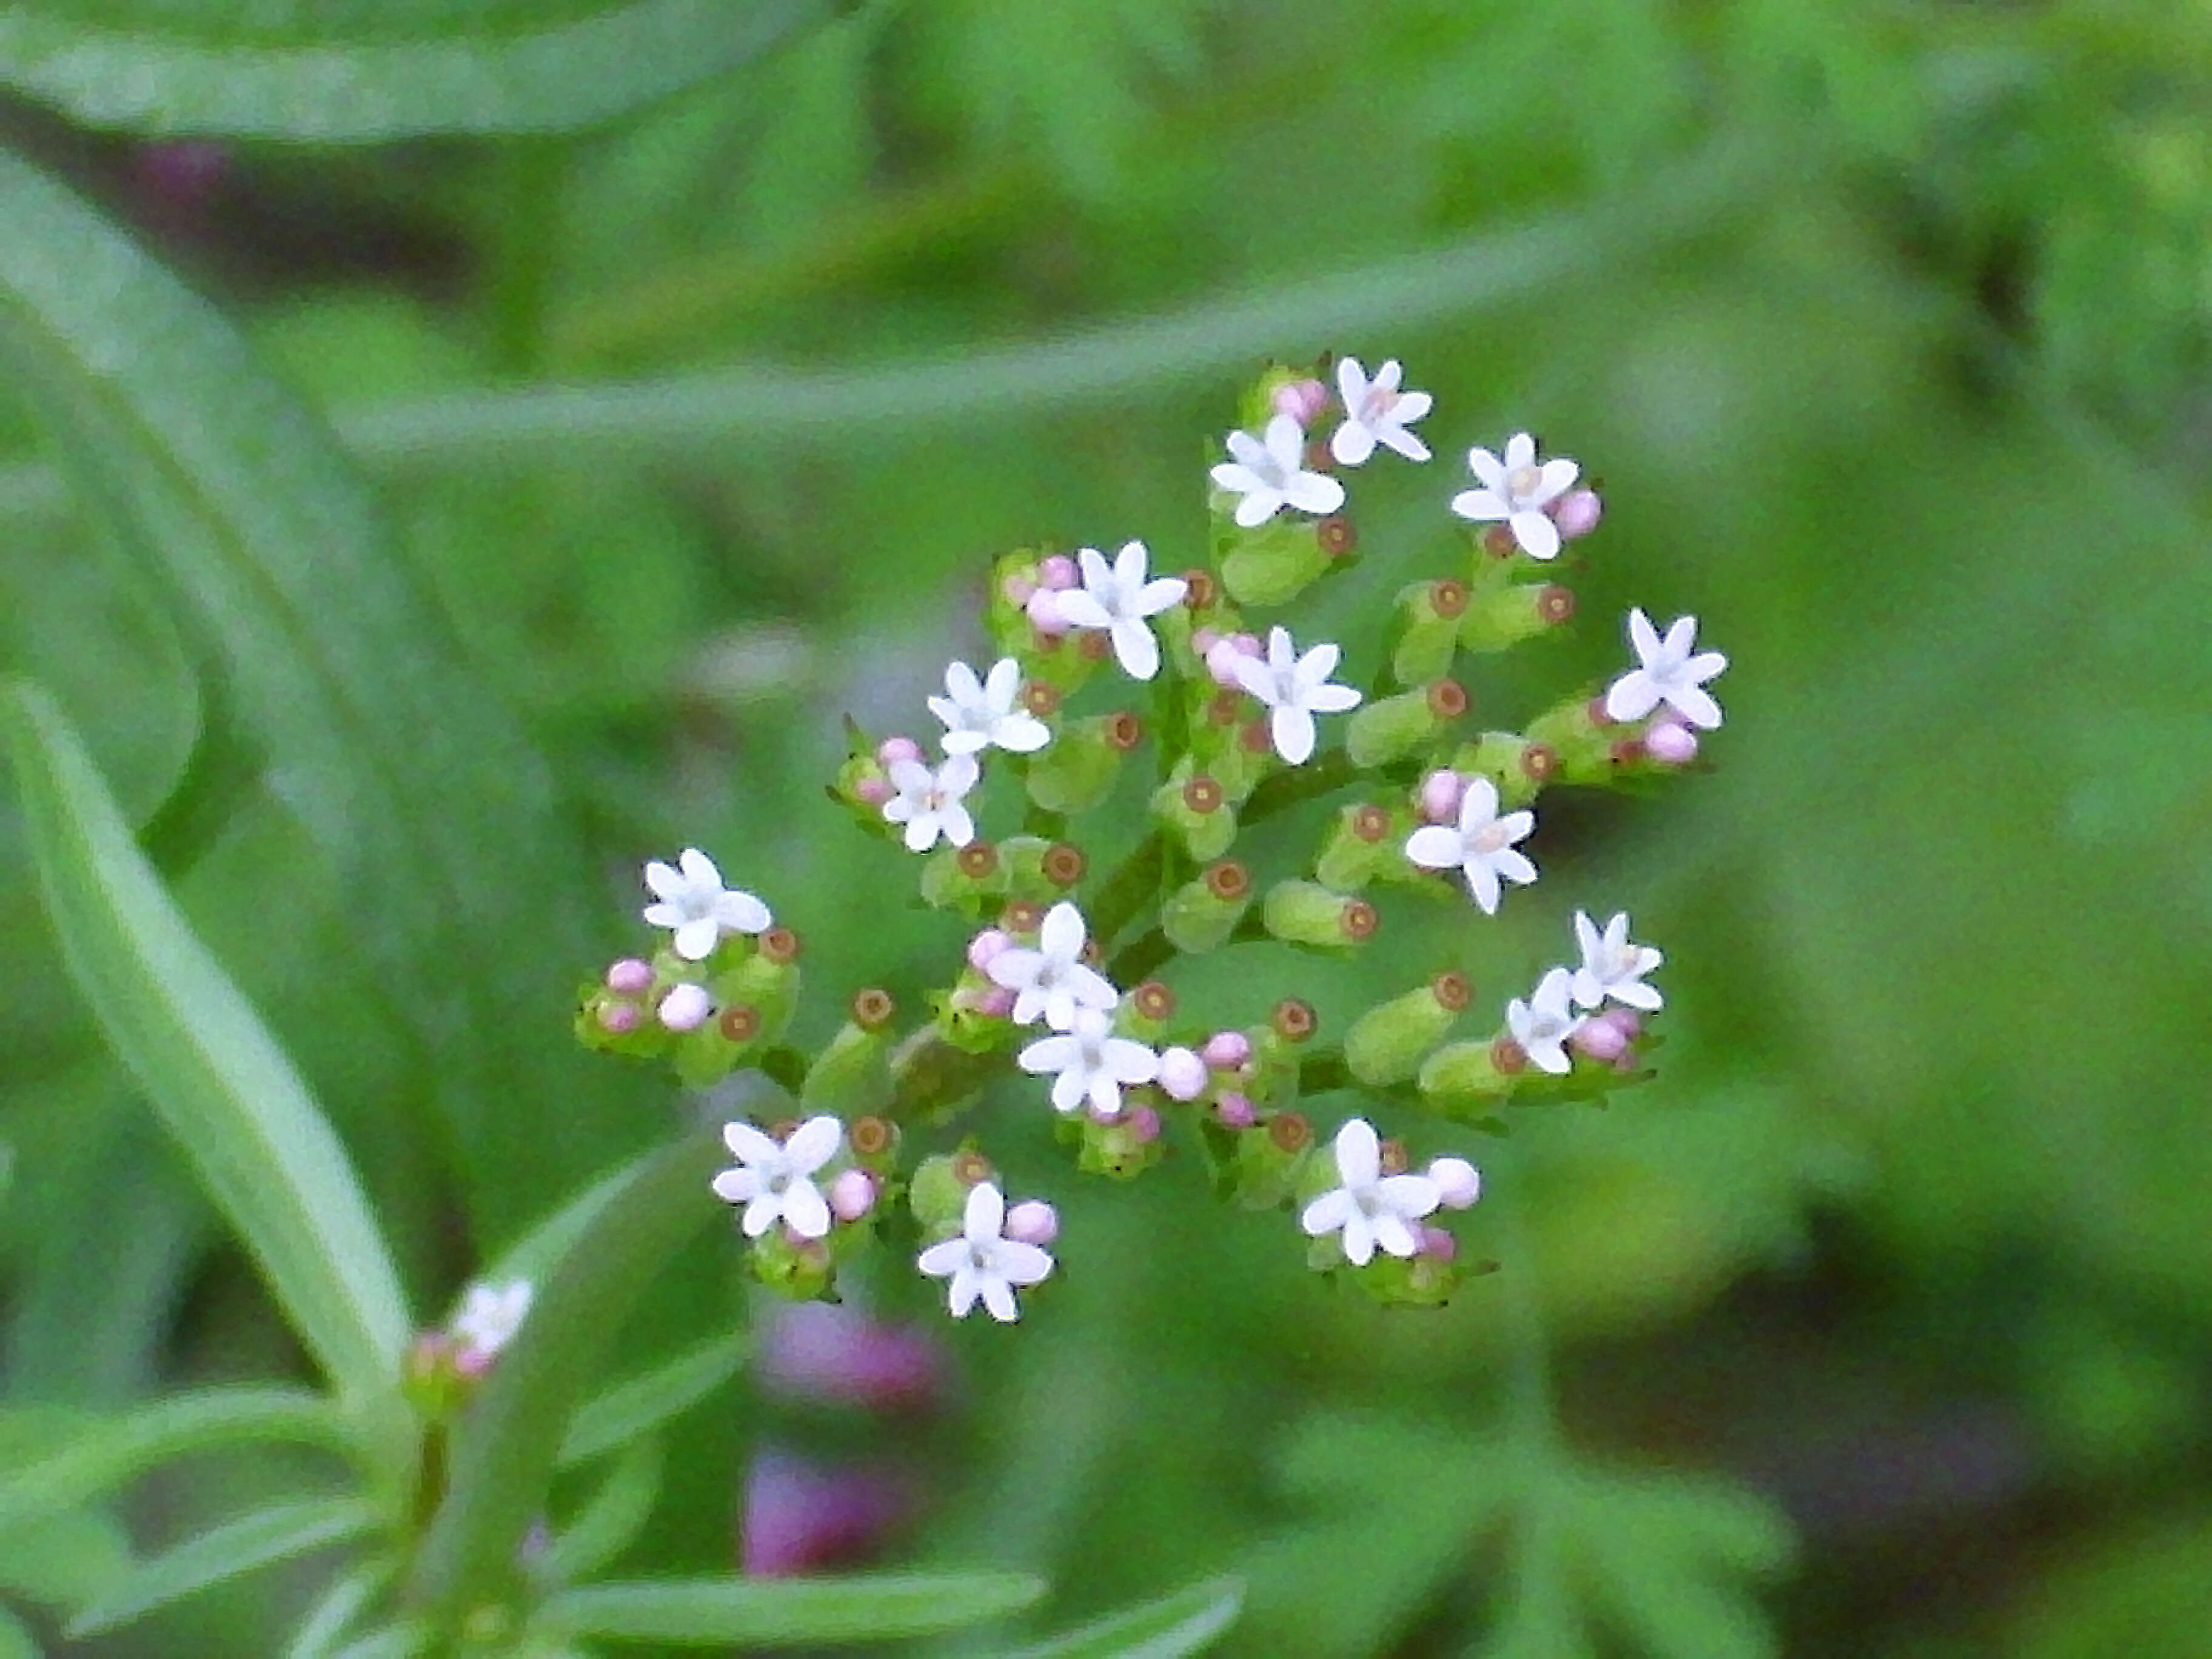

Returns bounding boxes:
[543,1438,663,1584]
[0,1389,349,1538]
[0,144,638,1242]
[0,1,834,139]
[406,1134,725,1623]
[541,1571,1047,1646]
[1004,1578,1244,1659]
[0,1606,36,1659]
[558,1333,747,1469]
[284,1563,390,1659]
[1,681,409,1399]
[68,1496,380,1637]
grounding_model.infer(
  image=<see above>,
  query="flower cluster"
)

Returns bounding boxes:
[577,355,1728,1321]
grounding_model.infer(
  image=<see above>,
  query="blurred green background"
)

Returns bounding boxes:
[4,1,2211,1654]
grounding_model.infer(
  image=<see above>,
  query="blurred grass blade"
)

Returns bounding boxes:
[1004,1578,1245,1659]
[543,1438,663,1583]
[284,1563,390,1659]
[327,1627,427,1659]
[0,1606,33,1659]
[1,680,410,1399]
[0,1,833,139]
[0,1389,349,1538]
[406,1134,725,1623]
[540,1571,1047,1645]
[0,144,639,1243]
[67,1496,380,1637]
[557,1332,748,1469]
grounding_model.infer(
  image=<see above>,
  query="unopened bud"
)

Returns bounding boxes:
[1026,588,1071,637]
[1645,717,1699,766]
[1156,1046,1209,1101]
[1427,1156,1481,1209]
[829,1168,879,1222]
[1037,554,1078,589]
[1391,577,1470,685]
[1201,1030,1252,1070]
[596,1000,641,1036]
[1270,377,1328,426]
[1216,1092,1257,1128]
[876,736,922,768]
[657,983,712,1032]
[1419,769,1465,823]
[1005,1199,1059,1246]
[605,958,654,995]
[1550,488,1602,540]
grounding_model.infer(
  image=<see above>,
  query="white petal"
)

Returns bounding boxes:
[940,801,976,848]
[1464,860,1502,914]
[1018,1033,1078,1074]
[983,657,1022,709]
[1604,671,1661,723]
[1233,490,1280,528]
[782,1182,831,1241]
[1534,457,1580,498]
[1135,576,1188,615]
[642,860,683,900]
[1303,683,1361,715]
[1102,1037,1161,1085]
[1660,615,1698,659]
[1113,540,1149,586]
[1111,619,1161,681]
[964,1181,1008,1242]
[985,946,1043,994]
[1370,1212,1419,1260]
[917,1237,966,1278]
[1039,902,1085,962]
[1302,1189,1355,1238]
[716,891,771,933]
[1228,653,1276,704]
[1510,511,1561,560]
[945,1269,982,1318]
[710,1168,760,1204]
[1503,433,1535,469]
[944,660,983,703]
[1333,1118,1382,1185]
[1626,608,1661,662]
[1378,1173,1443,1221]
[1340,1213,1378,1267]
[1330,421,1377,467]
[741,1194,780,1239]
[1076,545,1113,592]
[1667,685,1724,730]
[672,917,720,960]
[785,1116,845,1175]
[996,1240,1053,1287]
[1336,356,1369,407]
[1284,472,1346,516]
[1450,488,1507,522]
[1404,825,1462,870]
[679,848,720,887]
[1054,589,1113,630]
[1493,847,1538,888]
[1272,705,1317,765]
[979,1276,1020,1322]
[1466,447,1506,489]
[1380,427,1432,463]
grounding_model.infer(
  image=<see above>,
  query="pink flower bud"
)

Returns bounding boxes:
[1156,1045,1209,1102]
[1570,1017,1626,1062]
[1427,1156,1481,1210]
[852,774,893,807]
[1191,626,1221,656]
[1550,488,1603,540]
[1025,588,1071,637]
[1418,768,1466,823]
[1002,568,1039,606]
[1005,1199,1059,1245]
[596,999,641,1036]
[1204,637,1248,688]
[1419,1225,1458,1262]
[1644,717,1698,766]
[1037,554,1078,590]
[1270,377,1329,426]
[1215,1091,1256,1128]
[976,984,1016,1019]
[453,1344,497,1379]
[966,928,1013,972]
[605,957,654,994]
[1201,1030,1252,1070]
[657,982,712,1032]
[1127,1105,1162,1144]
[876,736,922,768]
[829,1168,877,1222]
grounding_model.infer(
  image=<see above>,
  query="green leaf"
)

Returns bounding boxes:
[0,143,638,1243]
[542,1438,663,1584]
[283,1563,390,1659]
[1002,1577,1244,1659]
[0,1,836,139]
[0,681,410,1402]
[0,1389,350,1538]
[406,1134,725,1626]
[67,1496,381,1637]
[0,1503,131,1609]
[557,1332,748,1469]
[539,1570,1047,1646]
[0,1605,37,1659]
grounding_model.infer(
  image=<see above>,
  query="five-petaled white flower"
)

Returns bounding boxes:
[1603,609,1727,731]
[1210,414,1346,527]
[711,1115,845,1241]
[642,848,772,962]
[1449,432,1579,559]
[917,1181,1055,1322]
[1230,626,1362,765]
[1403,775,1537,914]
[1053,540,1188,682]
[1506,968,1584,1075]
[928,657,1051,756]
[1330,357,1433,466]
[882,752,979,853]
[1570,910,1664,1011]
[1017,1008,1161,1116]
[1299,1118,1443,1267]
[449,1280,533,1359]
[984,900,1118,1030]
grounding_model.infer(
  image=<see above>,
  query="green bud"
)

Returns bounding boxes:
[1342,1246,1463,1308]
[748,1228,837,1303]
[672,942,800,1088]
[1346,679,1467,769]
[799,990,898,1119]
[996,835,1090,905]
[1458,580,1575,654]
[909,1151,991,1237]
[1390,577,1469,686]
[1345,971,1473,1086]
[1161,859,1255,954]
[1524,691,1620,783]
[1417,1037,1517,1109]
[1228,1110,1315,1210]
[1262,880,1379,953]
[1452,731,1557,809]
[1025,712,1140,814]
[1314,802,1403,891]
[1219,516,1332,606]
[918,839,1008,914]
[1150,765,1239,861]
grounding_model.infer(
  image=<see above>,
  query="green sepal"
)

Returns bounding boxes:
[798,1022,894,1121]
[917,842,1008,914]
[1416,1039,1516,1107]
[1344,977,1468,1087]
[1227,1119,1313,1210]
[1159,862,1253,956]
[1390,580,1465,686]
[907,1156,973,1237]
[1150,762,1238,861]
[1260,880,1373,954]
[1065,1111,1164,1179]
[1313,803,1404,892]
[1346,684,1456,769]
[1458,578,1575,654]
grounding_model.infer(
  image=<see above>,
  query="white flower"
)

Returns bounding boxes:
[1017,1008,1161,1116]
[983,900,1118,1030]
[1330,357,1433,466]
[1299,1118,1443,1267]
[881,752,979,853]
[1603,609,1727,731]
[1210,414,1346,527]
[917,1181,1055,1322]
[1506,967,1584,1075]
[449,1279,532,1359]
[1403,775,1537,914]
[1449,432,1579,559]
[711,1115,844,1241]
[1053,540,1188,682]
[928,658,1051,756]
[642,848,772,962]
[1570,910,1663,1011]
[1229,626,1362,765]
